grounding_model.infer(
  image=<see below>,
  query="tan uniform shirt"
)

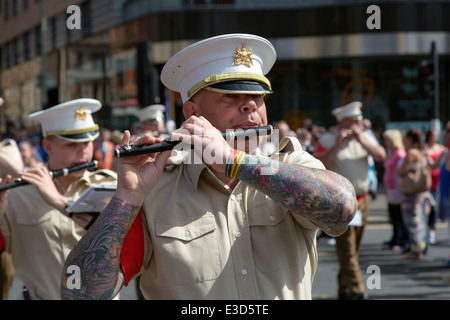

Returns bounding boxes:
[138,142,325,300]
[318,130,379,195]
[1,169,117,300]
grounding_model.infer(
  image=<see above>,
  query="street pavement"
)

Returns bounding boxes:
[7,187,450,300]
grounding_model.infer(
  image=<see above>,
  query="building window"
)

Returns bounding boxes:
[23,31,30,60]
[12,0,17,16]
[12,38,18,65]
[81,1,92,37]
[4,0,9,21]
[66,23,71,44]
[35,26,41,56]
[50,17,56,49]
[5,43,10,68]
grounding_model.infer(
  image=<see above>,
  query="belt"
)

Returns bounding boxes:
[356,192,368,201]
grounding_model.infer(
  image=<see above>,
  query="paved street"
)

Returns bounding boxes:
[7,188,450,300]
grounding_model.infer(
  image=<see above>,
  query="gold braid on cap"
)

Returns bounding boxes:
[45,125,99,137]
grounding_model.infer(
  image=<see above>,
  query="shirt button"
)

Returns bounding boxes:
[269,216,275,222]
[230,195,236,200]
[184,230,191,237]
[235,231,241,238]
[241,269,248,275]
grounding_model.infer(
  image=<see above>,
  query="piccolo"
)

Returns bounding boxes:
[341,130,353,138]
[0,161,98,192]
[115,125,274,158]
[341,124,366,138]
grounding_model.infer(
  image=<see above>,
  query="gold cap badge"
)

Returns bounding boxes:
[75,106,87,120]
[234,44,253,67]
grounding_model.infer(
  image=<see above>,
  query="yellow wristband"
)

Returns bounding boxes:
[230,151,245,179]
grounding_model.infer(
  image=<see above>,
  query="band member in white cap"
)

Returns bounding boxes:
[314,101,386,300]
[136,104,169,139]
[62,34,357,300]
[0,99,117,299]
[0,96,23,300]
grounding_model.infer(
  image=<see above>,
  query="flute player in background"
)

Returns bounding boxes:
[0,99,117,300]
[61,34,357,300]
[314,102,386,299]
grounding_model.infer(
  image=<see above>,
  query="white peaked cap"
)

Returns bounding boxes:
[28,98,101,142]
[332,101,363,122]
[161,33,277,103]
[137,104,166,123]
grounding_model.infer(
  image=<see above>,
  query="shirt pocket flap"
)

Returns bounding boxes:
[155,215,216,242]
[247,197,288,227]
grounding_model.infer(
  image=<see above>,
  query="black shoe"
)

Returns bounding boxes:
[338,292,367,300]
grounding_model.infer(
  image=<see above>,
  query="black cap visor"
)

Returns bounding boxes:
[57,130,100,142]
[206,80,273,95]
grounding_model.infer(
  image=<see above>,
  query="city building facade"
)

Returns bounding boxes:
[1,0,449,136]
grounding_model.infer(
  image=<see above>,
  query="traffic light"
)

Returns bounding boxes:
[418,59,435,96]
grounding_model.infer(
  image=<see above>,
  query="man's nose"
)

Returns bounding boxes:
[239,97,257,113]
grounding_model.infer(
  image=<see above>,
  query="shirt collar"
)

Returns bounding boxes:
[186,162,207,190]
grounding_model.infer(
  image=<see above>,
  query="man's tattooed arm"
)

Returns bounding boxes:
[236,155,357,235]
[60,196,140,300]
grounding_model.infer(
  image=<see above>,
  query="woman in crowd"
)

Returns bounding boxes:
[395,129,430,260]
[423,128,446,244]
[427,121,450,266]
[382,129,409,252]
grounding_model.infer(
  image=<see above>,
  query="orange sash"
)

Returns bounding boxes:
[94,141,115,169]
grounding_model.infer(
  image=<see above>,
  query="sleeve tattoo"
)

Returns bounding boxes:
[61,196,140,300]
[236,154,357,232]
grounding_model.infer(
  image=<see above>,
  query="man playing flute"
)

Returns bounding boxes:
[0,99,117,300]
[61,34,357,300]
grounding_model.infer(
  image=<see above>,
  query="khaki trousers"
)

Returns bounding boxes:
[335,195,369,295]
[0,251,15,300]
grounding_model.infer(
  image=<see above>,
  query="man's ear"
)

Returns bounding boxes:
[182,100,197,119]
[42,137,52,155]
